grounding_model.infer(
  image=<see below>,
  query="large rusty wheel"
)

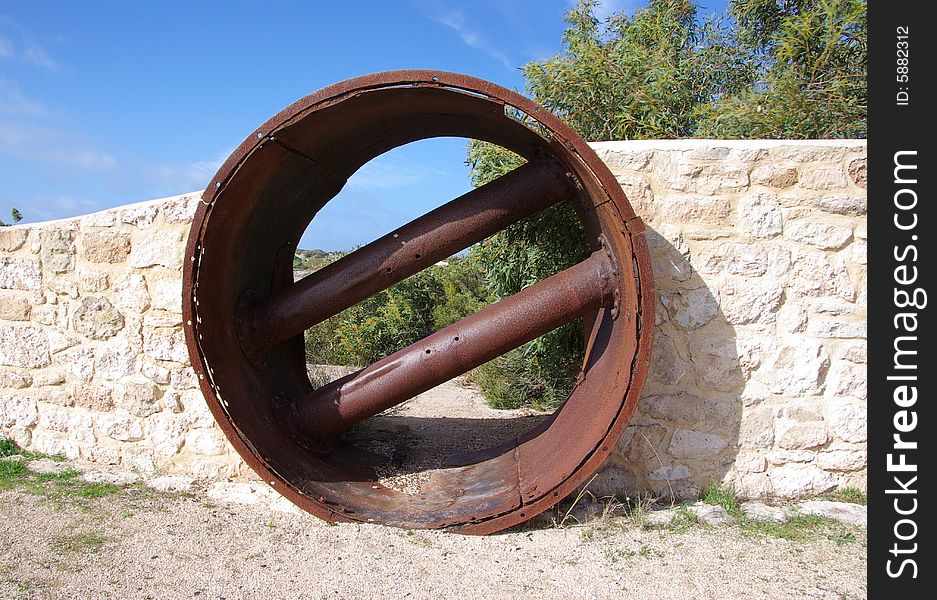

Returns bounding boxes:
[183,71,654,534]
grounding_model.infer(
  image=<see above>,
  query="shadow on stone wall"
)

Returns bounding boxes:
[591,226,743,502]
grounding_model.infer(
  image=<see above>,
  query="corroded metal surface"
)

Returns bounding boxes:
[183,70,654,534]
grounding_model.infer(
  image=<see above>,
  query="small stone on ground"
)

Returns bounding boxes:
[83,470,140,485]
[741,501,787,523]
[798,500,867,527]
[145,475,195,493]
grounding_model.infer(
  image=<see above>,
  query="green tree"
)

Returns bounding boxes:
[0,208,23,227]
[699,0,867,138]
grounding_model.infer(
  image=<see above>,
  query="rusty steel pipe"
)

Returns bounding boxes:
[240,157,577,358]
[276,249,618,449]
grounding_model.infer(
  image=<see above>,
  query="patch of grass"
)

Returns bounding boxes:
[0,437,17,457]
[0,439,127,502]
[822,487,867,505]
[51,532,107,555]
[667,505,699,532]
[0,458,30,489]
[700,483,741,518]
[740,513,851,543]
[75,482,123,499]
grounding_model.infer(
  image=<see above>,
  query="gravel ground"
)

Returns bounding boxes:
[2,376,866,598]
[1,479,866,600]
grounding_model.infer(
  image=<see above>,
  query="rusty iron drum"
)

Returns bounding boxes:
[183,71,654,534]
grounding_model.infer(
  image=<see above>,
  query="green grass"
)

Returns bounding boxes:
[700,483,742,518]
[740,513,856,544]
[822,487,867,505]
[0,439,126,502]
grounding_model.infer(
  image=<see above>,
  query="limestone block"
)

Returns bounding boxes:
[776,304,807,334]
[31,431,80,459]
[788,249,854,301]
[0,369,32,389]
[762,340,829,396]
[734,473,773,499]
[697,242,768,277]
[119,203,160,228]
[128,228,185,268]
[94,344,139,381]
[97,413,145,442]
[769,463,838,497]
[146,413,188,456]
[114,380,162,417]
[737,193,782,238]
[56,346,95,382]
[799,500,866,527]
[0,324,51,368]
[847,158,867,188]
[751,165,798,188]
[40,229,76,274]
[0,392,38,428]
[837,341,867,364]
[0,257,41,290]
[720,279,782,328]
[806,318,866,339]
[658,195,733,224]
[0,228,28,252]
[661,287,719,330]
[72,385,114,412]
[648,464,691,481]
[741,501,786,522]
[688,334,743,392]
[112,273,150,313]
[738,405,775,449]
[668,428,728,459]
[648,332,689,385]
[186,428,228,456]
[775,416,829,451]
[143,327,189,363]
[642,392,736,434]
[734,453,767,473]
[826,398,866,443]
[0,295,31,321]
[76,267,109,293]
[799,167,848,190]
[72,296,125,340]
[826,361,867,399]
[784,218,853,250]
[816,449,866,471]
[141,361,171,385]
[811,194,866,216]
[81,231,131,263]
[148,276,183,313]
[617,424,667,464]
[589,465,637,498]
[162,192,202,223]
[645,227,691,282]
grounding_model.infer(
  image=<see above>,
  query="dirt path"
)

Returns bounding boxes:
[1,477,866,600]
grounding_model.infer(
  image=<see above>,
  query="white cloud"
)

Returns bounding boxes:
[432,8,515,70]
[0,15,58,71]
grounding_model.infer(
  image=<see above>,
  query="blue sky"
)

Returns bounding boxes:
[1,0,727,250]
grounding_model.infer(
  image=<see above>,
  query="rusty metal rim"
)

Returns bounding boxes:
[182,70,654,534]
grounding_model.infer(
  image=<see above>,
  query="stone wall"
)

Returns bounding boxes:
[0,140,867,500]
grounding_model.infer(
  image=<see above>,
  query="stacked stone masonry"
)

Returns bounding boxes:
[0,139,867,500]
